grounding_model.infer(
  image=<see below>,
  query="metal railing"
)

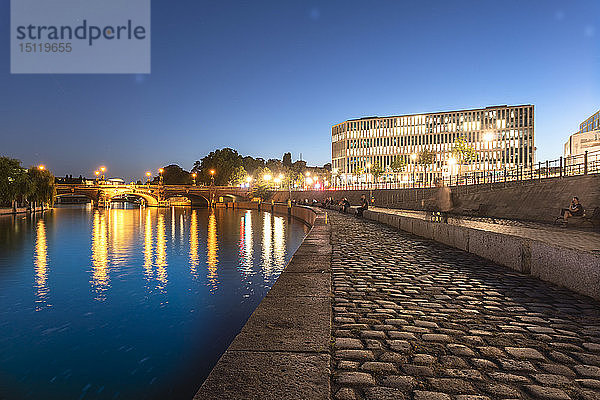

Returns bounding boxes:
[328,149,600,191]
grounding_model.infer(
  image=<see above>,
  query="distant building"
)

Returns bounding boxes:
[579,109,600,133]
[564,109,600,158]
[331,105,534,184]
[564,130,600,158]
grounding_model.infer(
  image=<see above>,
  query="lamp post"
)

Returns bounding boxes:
[410,154,417,188]
[209,169,216,207]
[146,171,151,187]
[482,132,494,183]
[94,170,100,185]
[448,157,457,186]
[100,166,106,181]
[191,172,197,186]
[38,165,45,171]
[158,168,164,185]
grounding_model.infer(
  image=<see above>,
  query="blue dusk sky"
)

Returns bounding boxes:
[0,0,599,180]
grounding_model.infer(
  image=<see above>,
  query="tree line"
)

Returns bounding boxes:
[0,157,56,211]
[152,148,331,188]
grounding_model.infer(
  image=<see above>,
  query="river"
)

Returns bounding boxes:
[0,204,309,399]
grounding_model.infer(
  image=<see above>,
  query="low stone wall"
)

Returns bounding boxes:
[361,208,600,301]
[194,205,331,400]
[271,174,600,224]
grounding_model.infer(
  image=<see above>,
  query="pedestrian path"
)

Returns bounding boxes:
[329,211,600,400]
[370,207,600,253]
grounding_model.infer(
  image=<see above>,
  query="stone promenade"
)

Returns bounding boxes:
[329,211,600,400]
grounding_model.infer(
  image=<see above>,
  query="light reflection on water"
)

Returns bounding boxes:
[0,205,308,400]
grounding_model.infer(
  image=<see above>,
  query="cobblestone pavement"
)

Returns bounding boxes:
[329,212,600,400]
[371,207,600,253]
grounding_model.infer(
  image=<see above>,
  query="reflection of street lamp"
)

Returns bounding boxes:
[191,172,197,186]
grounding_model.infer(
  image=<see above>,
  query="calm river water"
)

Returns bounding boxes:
[0,204,309,400]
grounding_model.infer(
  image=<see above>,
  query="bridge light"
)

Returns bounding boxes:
[146,171,151,177]
[278,174,284,179]
[305,172,310,176]
[209,170,215,175]
[366,162,371,168]
[94,171,100,176]
[245,176,252,183]
[263,174,272,181]
[158,168,164,174]
[410,154,417,162]
[274,177,281,183]
[38,165,45,171]
[100,166,106,172]
[191,173,196,178]
[448,157,457,166]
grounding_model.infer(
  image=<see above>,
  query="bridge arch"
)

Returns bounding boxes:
[105,190,159,206]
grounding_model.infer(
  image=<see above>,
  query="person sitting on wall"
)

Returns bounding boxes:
[560,196,584,222]
[356,194,369,217]
[341,198,350,213]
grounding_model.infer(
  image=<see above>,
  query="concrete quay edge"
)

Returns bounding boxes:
[193,203,331,400]
[360,207,600,301]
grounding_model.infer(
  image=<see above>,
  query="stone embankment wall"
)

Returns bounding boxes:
[272,174,600,223]
[195,204,331,400]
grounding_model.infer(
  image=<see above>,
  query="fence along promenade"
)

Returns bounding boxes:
[329,149,600,191]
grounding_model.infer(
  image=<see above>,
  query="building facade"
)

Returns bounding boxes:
[331,105,534,184]
[579,109,600,133]
[564,109,600,158]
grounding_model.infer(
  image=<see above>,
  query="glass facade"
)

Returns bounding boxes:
[579,109,600,133]
[331,105,535,183]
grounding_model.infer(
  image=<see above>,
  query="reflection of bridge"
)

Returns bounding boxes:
[55,184,249,207]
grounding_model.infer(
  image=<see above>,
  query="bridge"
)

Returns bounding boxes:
[55,184,250,207]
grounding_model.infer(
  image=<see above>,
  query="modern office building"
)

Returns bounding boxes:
[331,104,534,184]
[579,109,600,133]
[564,109,600,157]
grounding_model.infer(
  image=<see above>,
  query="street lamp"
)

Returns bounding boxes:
[409,154,417,187]
[191,172,197,186]
[99,166,106,181]
[38,165,45,171]
[94,170,100,184]
[145,171,151,186]
[158,168,164,186]
[209,169,215,186]
[483,132,494,183]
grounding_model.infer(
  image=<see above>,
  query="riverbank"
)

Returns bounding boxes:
[194,204,332,400]
[0,207,51,216]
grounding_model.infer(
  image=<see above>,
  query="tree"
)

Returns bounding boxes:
[390,156,406,182]
[229,165,248,186]
[153,164,192,185]
[417,148,436,185]
[192,148,243,186]
[370,162,384,183]
[242,156,265,177]
[0,157,38,211]
[27,167,55,210]
[451,137,476,176]
[282,152,292,168]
